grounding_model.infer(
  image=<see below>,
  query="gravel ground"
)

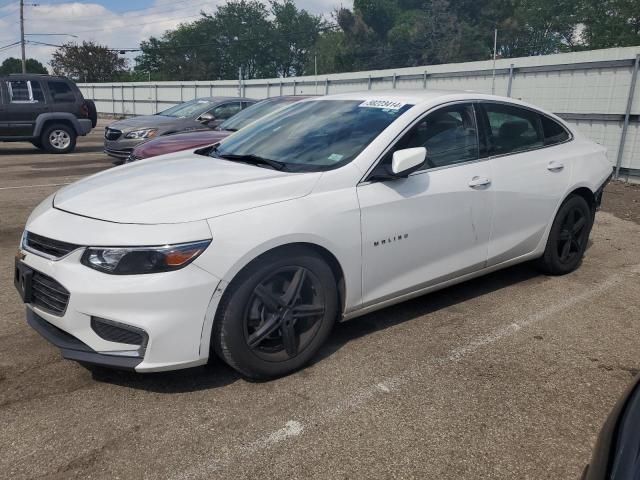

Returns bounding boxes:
[1,125,639,479]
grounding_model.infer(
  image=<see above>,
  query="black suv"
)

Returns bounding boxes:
[0,74,97,154]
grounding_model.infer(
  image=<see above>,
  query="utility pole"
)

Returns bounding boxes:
[491,28,498,95]
[20,0,26,73]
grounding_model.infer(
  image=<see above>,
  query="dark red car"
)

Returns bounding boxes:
[126,95,313,162]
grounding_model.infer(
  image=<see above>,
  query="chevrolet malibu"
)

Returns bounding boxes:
[14,91,612,379]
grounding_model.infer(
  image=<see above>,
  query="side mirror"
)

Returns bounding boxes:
[199,112,215,124]
[391,147,427,177]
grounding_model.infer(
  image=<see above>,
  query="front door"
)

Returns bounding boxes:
[357,103,493,307]
[4,79,49,137]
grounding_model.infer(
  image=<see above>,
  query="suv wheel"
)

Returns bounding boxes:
[42,124,76,154]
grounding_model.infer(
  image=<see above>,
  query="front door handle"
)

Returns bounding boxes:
[547,161,564,172]
[468,176,491,188]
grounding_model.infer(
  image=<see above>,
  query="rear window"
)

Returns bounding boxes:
[541,115,570,146]
[48,81,76,103]
[6,80,44,103]
[483,103,544,156]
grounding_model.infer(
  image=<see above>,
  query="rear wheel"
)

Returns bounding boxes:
[537,195,593,275]
[212,247,338,379]
[41,123,77,154]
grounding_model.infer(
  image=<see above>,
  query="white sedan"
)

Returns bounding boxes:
[14,91,612,379]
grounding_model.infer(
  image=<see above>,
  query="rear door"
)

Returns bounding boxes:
[0,80,8,136]
[4,79,49,137]
[478,102,572,266]
[45,79,79,115]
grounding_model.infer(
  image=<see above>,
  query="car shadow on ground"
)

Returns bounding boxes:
[312,262,544,367]
[92,262,544,394]
[0,145,103,156]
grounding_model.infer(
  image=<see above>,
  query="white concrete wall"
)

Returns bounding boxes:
[79,46,640,174]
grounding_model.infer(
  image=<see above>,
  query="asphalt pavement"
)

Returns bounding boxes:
[1,123,639,479]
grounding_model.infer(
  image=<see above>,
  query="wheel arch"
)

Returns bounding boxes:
[34,113,81,137]
[225,241,347,315]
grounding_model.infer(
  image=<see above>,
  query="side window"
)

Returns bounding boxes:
[31,81,45,102]
[391,103,480,169]
[541,115,570,146]
[48,81,76,103]
[6,80,44,103]
[212,102,242,120]
[482,103,543,156]
[241,101,253,109]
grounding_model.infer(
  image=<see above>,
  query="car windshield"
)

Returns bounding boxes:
[212,99,413,171]
[158,99,216,118]
[218,97,300,132]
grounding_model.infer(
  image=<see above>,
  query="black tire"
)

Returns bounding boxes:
[41,123,77,154]
[85,100,98,128]
[212,247,338,380]
[536,195,593,275]
[30,139,42,149]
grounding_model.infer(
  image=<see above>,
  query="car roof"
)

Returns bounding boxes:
[193,96,255,103]
[311,89,564,123]
[0,74,73,82]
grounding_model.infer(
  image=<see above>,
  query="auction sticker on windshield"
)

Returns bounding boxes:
[359,99,405,110]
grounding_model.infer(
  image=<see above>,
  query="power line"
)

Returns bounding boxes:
[29,0,214,24]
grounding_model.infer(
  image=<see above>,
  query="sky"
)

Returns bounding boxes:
[0,0,349,71]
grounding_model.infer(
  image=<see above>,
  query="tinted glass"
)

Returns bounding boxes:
[219,97,300,132]
[214,99,413,171]
[7,80,30,102]
[483,103,544,156]
[48,81,75,103]
[158,99,217,118]
[541,115,570,145]
[391,103,479,169]
[31,82,44,102]
[211,102,241,120]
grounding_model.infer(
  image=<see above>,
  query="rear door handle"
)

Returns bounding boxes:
[468,176,491,188]
[547,161,564,172]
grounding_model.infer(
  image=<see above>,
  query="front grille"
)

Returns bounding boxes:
[91,318,147,346]
[25,232,80,259]
[105,128,122,140]
[31,271,70,316]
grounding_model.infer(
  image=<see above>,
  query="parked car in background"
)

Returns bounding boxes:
[126,95,314,162]
[0,74,97,153]
[15,91,612,380]
[104,97,255,161]
[583,374,640,480]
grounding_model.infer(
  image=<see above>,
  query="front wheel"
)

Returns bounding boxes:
[41,123,77,154]
[536,195,593,275]
[212,247,338,380]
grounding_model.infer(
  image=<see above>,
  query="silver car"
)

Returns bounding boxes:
[104,97,255,160]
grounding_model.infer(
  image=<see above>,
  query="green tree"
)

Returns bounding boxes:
[0,57,47,74]
[50,41,128,82]
[271,0,324,77]
[580,0,640,49]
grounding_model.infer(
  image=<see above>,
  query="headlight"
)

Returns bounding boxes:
[124,128,158,139]
[81,240,211,275]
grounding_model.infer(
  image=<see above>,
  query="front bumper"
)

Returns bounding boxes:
[27,309,142,370]
[104,137,145,159]
[17,246,221,372]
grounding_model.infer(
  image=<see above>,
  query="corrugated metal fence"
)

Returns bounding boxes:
[79,46,640,177]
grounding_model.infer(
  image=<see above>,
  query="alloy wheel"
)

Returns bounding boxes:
[556,205,589,264]
[243,266,326,362]
[49,130,71,150]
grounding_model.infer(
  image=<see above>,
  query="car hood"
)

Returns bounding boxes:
[108,115,195,132]
[53,152,322,224]
[134,130,231,159]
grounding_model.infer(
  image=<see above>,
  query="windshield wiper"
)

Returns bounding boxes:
[211,149,286,170]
